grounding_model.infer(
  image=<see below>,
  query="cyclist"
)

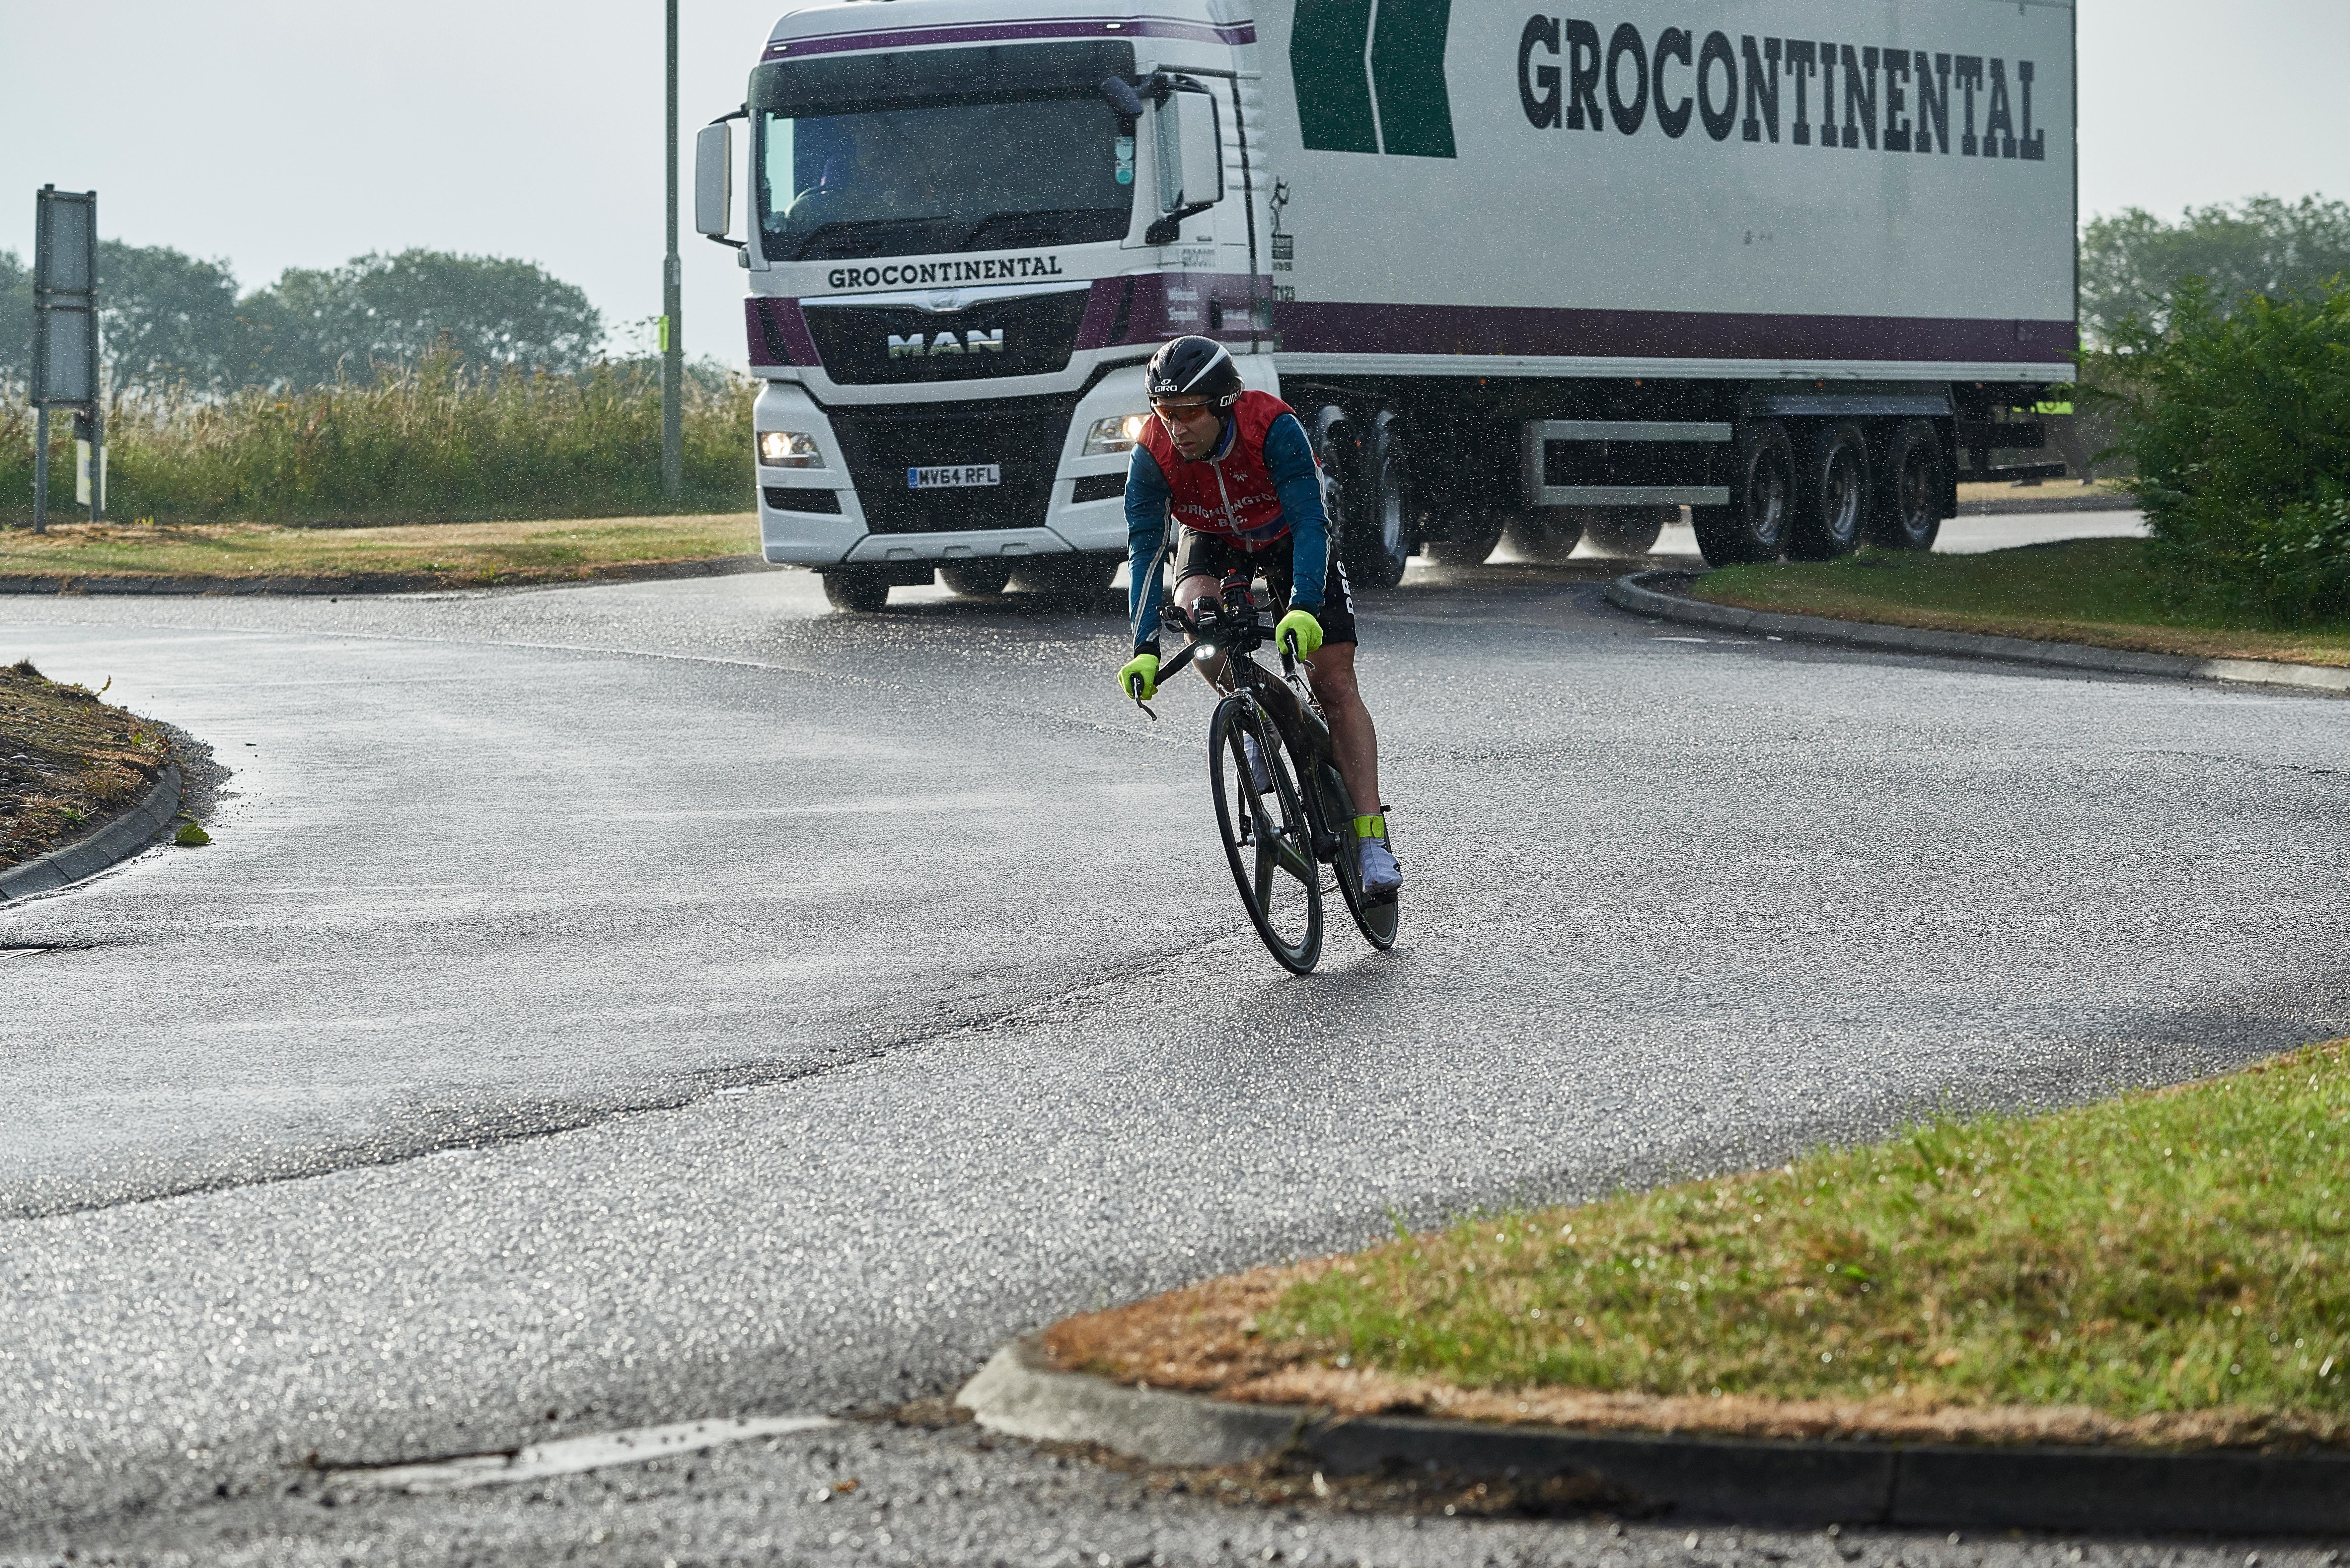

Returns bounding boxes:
[1115,336,1401,899]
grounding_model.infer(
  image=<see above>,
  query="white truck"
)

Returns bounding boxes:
[696,0,2076,611]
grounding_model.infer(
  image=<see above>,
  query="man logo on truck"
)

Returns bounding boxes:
[887,330,1006,359]
[1291,0,1457,158]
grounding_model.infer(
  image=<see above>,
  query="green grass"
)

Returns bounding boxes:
[0,355,754,528]
[1259,1042,2348,1423]
[1694,539,2348,667]
[0,514,758,586]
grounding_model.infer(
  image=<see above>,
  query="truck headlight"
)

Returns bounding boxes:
[1082,413,1149,457]
[757,430,824,468]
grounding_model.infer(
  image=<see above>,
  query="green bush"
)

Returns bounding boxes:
[2091,276,2350,625]
[1,353,753,527]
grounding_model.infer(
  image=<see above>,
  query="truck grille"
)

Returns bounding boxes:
[802,289,1092,386]
[832,394,1077,534]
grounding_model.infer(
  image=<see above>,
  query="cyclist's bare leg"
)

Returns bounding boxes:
[1306,642,1381,815]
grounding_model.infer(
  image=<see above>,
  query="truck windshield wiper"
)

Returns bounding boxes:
[958,209,1107,249]
[778,216,950,261]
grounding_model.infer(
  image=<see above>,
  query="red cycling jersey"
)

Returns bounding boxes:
[1137,390,1302,551]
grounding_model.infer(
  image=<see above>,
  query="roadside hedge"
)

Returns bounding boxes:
[1,354,754,527]
[2091,276,2349,625]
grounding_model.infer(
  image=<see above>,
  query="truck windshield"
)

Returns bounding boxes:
[757,97,1133,262]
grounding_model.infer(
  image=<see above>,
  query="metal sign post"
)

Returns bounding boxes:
[30,185,101,535]
[660,0,683,506]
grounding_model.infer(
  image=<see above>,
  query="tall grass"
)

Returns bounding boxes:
[0,353,754,527]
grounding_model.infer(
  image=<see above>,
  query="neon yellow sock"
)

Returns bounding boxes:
[1352,813,1386,840]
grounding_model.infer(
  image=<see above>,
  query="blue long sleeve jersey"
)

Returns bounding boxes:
[1125,410,1328,654]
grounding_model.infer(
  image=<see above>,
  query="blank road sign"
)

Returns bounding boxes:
[36,307,95,404]
[32,187,99,408]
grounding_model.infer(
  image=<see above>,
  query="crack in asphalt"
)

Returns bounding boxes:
[0,926,1256,1226]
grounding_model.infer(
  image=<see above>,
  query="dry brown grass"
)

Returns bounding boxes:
[0,662,174,870]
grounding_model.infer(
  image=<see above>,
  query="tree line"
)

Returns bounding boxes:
[3,193,2341,389]
[0,244,606,393]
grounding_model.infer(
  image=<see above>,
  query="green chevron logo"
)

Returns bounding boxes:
[1291,0,1457,158]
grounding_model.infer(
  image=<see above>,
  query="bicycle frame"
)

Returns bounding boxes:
[1166,578,1353,867]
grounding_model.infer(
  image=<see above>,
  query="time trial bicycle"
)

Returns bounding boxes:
[1132,570,1399,974]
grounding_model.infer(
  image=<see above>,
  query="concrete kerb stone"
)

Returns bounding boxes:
[956,1339,2347,1534]
[0,763,182,901]
[1605,570,2350,696]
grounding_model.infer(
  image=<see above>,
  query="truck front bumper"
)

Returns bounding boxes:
[752,373,1148,567]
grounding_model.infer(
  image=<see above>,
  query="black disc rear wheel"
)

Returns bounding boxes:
[1208,696,1322,974]
[1317,762,1399,951]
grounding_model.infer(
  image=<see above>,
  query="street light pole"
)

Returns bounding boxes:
[661,0,683,506]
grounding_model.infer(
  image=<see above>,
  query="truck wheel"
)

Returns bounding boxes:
[940,560,1012,597]
[1343,411,1418,590]
[1423,507,1507,566]
[1786,422,1870,561]
[821,568,891,613]
[1577,506,1675,557]
[1691,421,1794,566]
[1504,508,1583,564]
[1869,419,1945,551]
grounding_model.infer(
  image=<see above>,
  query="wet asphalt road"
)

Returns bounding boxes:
[1,529,2343,1565]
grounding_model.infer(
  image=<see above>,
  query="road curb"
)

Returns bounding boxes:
[0,555,776,598]
[1606,571,2350,695]
[0,763,182,901]
[956,1339,2347,1534]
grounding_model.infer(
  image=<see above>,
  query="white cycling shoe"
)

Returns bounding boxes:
[1356,829,1402,900]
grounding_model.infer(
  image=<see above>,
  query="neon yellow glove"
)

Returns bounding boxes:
[1119,651,1160,700]
[1275,609,1323,659]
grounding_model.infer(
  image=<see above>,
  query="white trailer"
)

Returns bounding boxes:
[697,0,2076,609]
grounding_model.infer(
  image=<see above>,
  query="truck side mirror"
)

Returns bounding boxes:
[695,121,734,241]
[1155,88,1223,216]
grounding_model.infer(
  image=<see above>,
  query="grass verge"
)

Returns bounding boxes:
[0,660,175,871]
[1046,1042,2349,1451]
[1690,539,2347,667]
[0,514,761,592]
[1953,479,2134,510]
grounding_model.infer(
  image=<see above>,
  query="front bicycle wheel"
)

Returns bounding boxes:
[1208,695,1321,974]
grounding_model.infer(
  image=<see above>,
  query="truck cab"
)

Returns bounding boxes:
[700,0,1272,610]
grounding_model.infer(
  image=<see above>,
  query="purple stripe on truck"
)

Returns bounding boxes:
[763,15,1253,61]
[745,297,820,368]
[1276,303,2078,364]
[1074,275,1260,349]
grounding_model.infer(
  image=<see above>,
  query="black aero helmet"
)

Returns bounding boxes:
[1145,335,1244,409]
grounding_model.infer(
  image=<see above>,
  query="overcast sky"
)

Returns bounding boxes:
[2,0,2343,367]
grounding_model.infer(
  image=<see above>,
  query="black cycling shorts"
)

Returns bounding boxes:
[1172,530,1358,646]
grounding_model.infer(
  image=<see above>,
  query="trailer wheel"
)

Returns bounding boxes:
[1341,411,1418,590]
[1504,508,1584,564]
[1691,421,1793,566]
[1423,507,1508,566]
[1577,506,1676,557]
[1870,420,1945,551]
[1786,422,1871,561]
[821,567,891,613]
[939,560,1013,597]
